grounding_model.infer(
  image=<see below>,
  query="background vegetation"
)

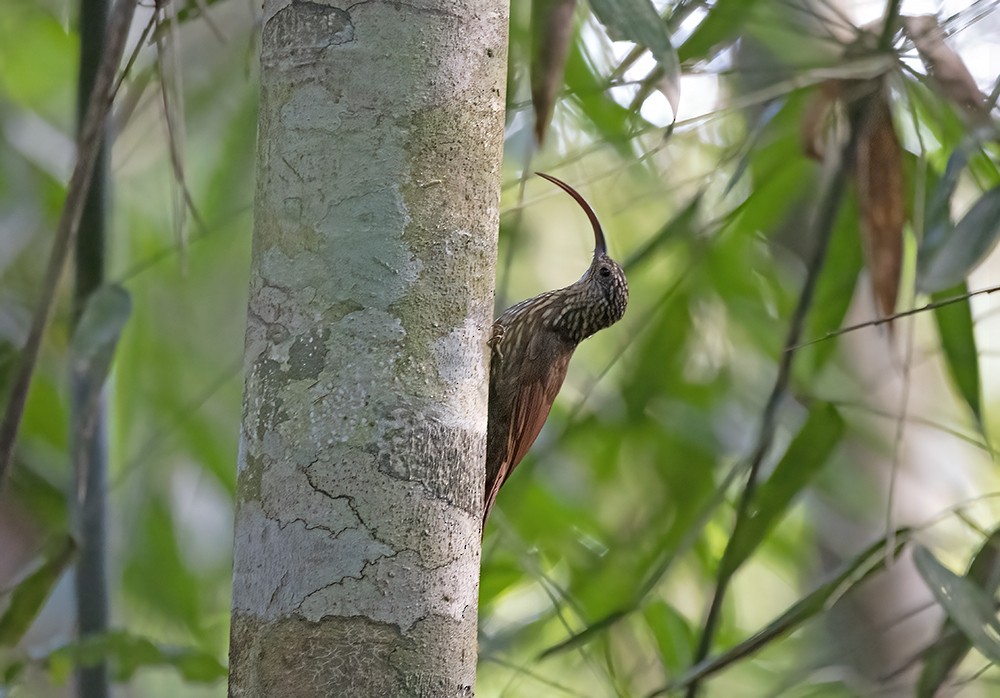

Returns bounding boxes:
[1,0,999,696]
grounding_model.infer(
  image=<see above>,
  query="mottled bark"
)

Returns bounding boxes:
[228,1,507,696]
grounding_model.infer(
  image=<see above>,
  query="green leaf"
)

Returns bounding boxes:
[2,660,26,688]
[931,282,981,425]
[624,193,702,272]
[122,498,203,638]
[922,150,967,254]
[564,38,636,150]
[677,0,760,63]
[0,536,75,646]
[71,284,131,375]
[588,0,680,115]
[479,558,524,607]
[0,6,77,126]
[918,528,1000,697]
[70,284,131,444]
[47,630,226,683]
[665,530,911,692]
[913,545,1000,665]
[8,462,69,531]
[644,600,693,676]
[722,403,845,578]
[917,185,1000,293]
[800,193,863,375]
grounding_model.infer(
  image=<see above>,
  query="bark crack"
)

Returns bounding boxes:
[299,459,365,535]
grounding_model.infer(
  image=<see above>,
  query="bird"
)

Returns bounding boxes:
[483,172,629,529]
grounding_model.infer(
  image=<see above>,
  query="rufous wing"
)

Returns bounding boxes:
[484,329,572,525]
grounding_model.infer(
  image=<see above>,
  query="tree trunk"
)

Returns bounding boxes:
[228,1,508,696]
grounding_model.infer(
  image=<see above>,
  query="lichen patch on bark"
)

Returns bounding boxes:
[229,612,476,698]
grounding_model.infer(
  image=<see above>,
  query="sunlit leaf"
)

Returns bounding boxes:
[589,0,680,116]
[0,7,77,126]
[678,0,760,64]
[931,282,981,425]
[0,536,75,647]
[563,40,638,154]
[913,546,1000,665]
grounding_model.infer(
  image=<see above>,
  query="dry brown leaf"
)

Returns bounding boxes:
[531,0,577,145]
[855,85,905,319]
[903,15,988,123]
[800,80,842,161]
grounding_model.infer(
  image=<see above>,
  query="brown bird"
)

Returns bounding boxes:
[484,173,628,528]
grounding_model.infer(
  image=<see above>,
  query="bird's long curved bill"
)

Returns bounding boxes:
[536,172,607,257]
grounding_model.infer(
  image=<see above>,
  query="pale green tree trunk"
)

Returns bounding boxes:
[228,1,508,696]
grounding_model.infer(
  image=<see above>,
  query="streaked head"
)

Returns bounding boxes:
[536,172,629,338]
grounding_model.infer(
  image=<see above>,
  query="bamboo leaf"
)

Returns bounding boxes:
[800,81,841,161]
[0,536,75,647]
[913,546,1000,665]
[624,193,702,272]
[564,40,637,152]
[931,282,981,425]
[530,0,577,144]
[589,0,680,115]
[677,0,760,63]
[918,528,1000,697]
[800,192,863,375]
[922,150,967,255]
[854,87,904,318]
[70,284,131,386]
[663,530,911,693]
[47,630,226,683]
[917,185,1000,293]
[903,15,988,124]
[644,600,693,676]
[722,403,845,578]
[122,498,203,638]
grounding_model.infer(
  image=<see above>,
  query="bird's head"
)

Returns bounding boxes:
[536,172,629,338]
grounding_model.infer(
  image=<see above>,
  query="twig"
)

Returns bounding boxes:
[788,283,1000,351]
[684,130,854,698]
[0,0,139,490]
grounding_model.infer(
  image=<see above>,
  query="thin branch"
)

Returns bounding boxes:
[684,129,855,698]
[0,0,139,490]
[789,283,1000,351]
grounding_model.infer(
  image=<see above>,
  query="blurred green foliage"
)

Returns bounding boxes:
[1,1,1000,696]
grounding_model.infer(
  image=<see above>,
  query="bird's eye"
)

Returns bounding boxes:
[600,266,611,277]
